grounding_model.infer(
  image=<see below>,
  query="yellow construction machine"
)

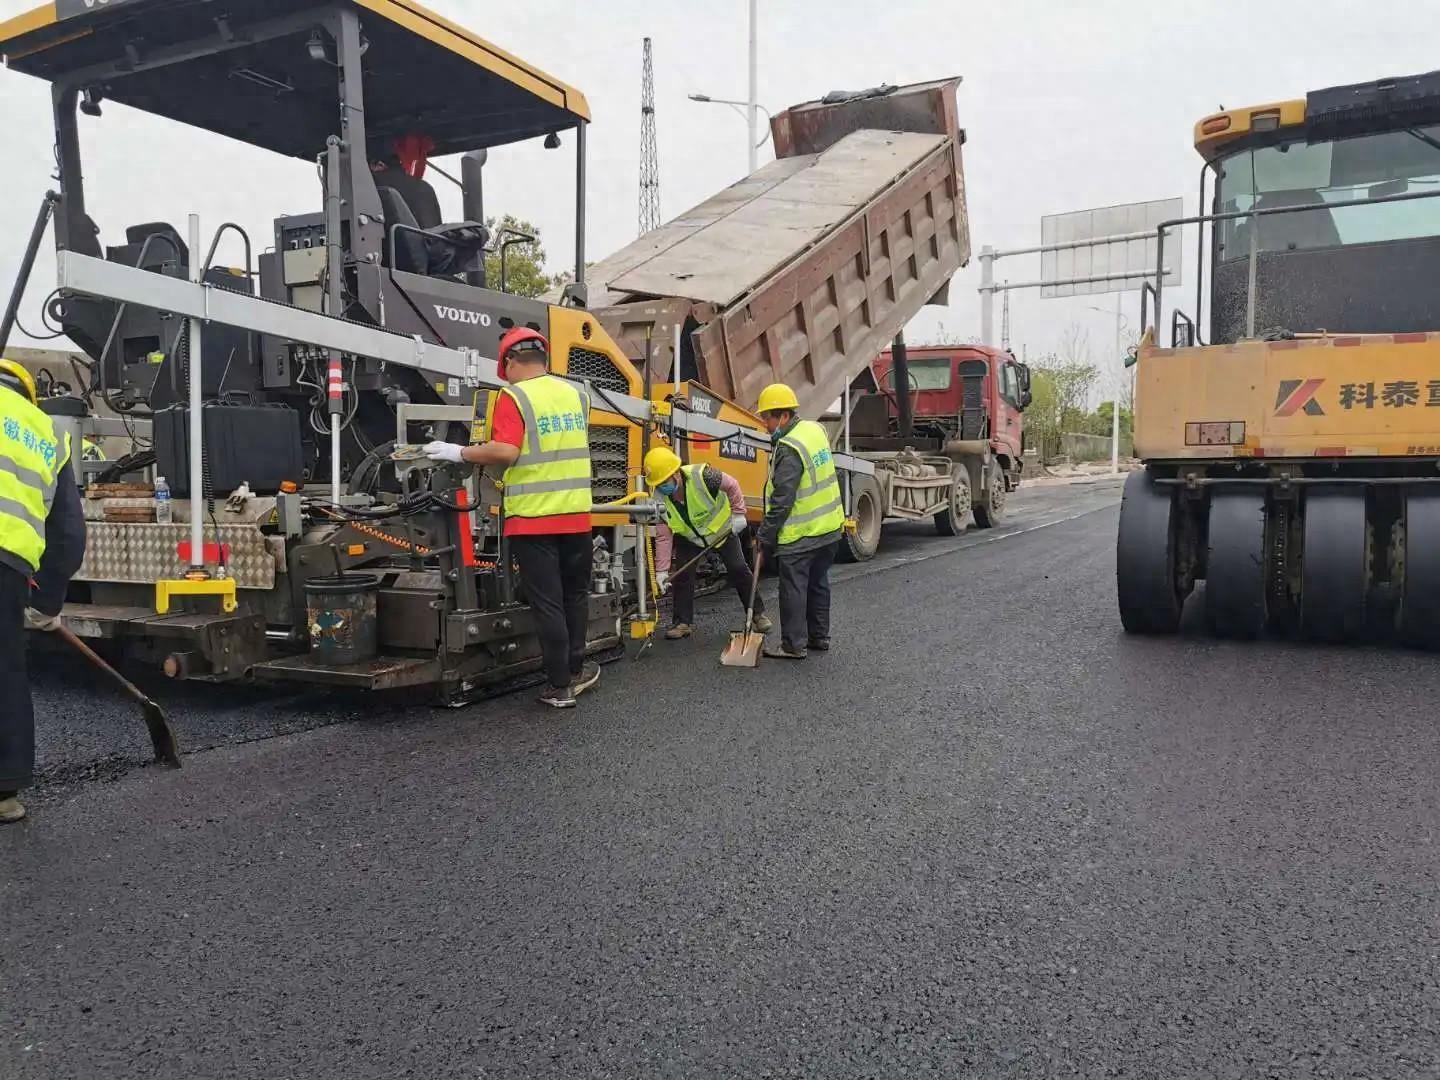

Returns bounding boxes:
[1119,71,1440,644]
[0,2,966,697]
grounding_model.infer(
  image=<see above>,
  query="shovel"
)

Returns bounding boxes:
[720,547,765,667]
[56,625,182,768]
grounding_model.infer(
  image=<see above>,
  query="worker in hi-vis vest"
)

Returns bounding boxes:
[754,383,846,659]
[643,445,771,641]
[423,328,600,709]
[0,360,86,824]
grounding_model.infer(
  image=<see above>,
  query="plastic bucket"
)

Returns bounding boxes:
[304,573,380,665]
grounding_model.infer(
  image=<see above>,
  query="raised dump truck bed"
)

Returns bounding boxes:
[586,78,969,416]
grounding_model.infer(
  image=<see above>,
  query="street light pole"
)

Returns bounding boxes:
[747,0,758,175]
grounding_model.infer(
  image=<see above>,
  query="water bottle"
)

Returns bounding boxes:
[154,476,173,525]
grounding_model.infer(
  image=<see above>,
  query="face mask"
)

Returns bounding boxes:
[657,479,678,497]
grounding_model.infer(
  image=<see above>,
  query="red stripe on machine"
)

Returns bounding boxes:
[455,487,478,568]
[1315,447,1348,457]
[1394,333,1430,344]
[176,541,231,564]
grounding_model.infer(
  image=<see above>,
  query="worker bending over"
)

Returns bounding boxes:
[0,360,86,823]
[424,329,600,709]
[643,446,771,640]
[754,383,846,659]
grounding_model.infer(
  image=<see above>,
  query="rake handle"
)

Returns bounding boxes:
[663,529,732,594]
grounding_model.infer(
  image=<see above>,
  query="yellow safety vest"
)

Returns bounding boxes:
[499,374,593,519]
[765,419,844,547]
[0,385,72,572]
[663,464,730,545]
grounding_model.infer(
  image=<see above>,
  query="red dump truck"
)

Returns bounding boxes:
[835,343,1029,559]
[583,78,1025,558]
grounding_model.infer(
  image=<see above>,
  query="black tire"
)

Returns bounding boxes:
[972,464,1007,529]
[934,466,973,536]
[1300,489,1368,643]
[839,476,882,562]
[1204,490,1268,639]
[1116,469,1186,634]
[1400,490,1440,649]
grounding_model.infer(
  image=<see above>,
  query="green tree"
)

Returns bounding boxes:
[1023,357,1099,462]
[484,215,554,298]
[1089,401,1133,440]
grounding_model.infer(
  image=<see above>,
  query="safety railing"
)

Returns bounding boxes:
[1147,186,1440,347]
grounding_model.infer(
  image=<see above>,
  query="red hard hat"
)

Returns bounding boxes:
[497,327,550,375]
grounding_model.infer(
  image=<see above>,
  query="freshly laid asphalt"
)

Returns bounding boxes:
[6,474,1440,1079]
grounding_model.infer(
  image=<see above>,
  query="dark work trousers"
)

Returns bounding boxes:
[776,542,837,651]
[671,533,765,626]
[512,533,593,690]
[0,564,34,793]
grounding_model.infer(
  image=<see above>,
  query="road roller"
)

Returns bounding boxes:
[1119,70,1440,645]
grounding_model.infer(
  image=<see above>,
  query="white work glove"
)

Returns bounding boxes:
[24,608,61,632]
[422,440,466,465]
[655,571,671,593]
[730,514,748,536]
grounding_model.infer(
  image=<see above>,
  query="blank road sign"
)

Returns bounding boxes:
[1040,198,1183,298]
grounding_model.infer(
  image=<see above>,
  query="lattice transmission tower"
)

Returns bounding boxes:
[638,37,660,235]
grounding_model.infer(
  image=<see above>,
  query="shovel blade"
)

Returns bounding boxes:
[720,631,765,667]
[142,700,183,769]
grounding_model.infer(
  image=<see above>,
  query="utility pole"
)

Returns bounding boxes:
[638,38,660,235]
[1111,291,1123,475]
[747,0,758,175]
[979,245,995,344]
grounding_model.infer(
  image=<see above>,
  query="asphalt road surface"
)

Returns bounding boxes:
[7,474,1440,1079]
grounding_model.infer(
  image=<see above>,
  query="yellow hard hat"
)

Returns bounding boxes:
[644,446,682,488]
[0,360,37,405]
[756,382,799,415]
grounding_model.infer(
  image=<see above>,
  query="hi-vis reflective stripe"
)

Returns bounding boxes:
[786,496,845,527]
[0,455,52,500]
[0,495,44,533]
[504,476,594,496]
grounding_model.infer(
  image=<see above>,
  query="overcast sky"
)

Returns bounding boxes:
[1,0,1436,394]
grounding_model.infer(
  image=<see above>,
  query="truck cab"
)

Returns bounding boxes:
[871,344,1029,481]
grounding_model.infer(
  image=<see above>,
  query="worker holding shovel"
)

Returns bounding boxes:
[644,446,771,640]
[754,383,846,660]
[0,360,86,824]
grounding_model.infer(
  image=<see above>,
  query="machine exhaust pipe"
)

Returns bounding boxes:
[462,150,487,288]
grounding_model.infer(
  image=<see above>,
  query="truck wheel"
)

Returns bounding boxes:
[839,476,882,562]
[934,467,972,536]
[972,466,1008,529]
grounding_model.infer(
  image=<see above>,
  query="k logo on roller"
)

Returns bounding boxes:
[1274,378,1326,417]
